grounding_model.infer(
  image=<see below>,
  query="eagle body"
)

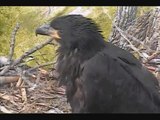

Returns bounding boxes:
[36,15,160,113]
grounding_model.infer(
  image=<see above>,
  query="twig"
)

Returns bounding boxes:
[38,68,48,75]
[20,85,27,103]
[143,51,160,64]
[37,50,48,62]
[16,77,23,88]
[27,56,41,66]
[28,62,55,72]
[0,93,18,106]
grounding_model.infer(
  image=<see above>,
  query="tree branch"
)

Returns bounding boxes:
[8,23,20,64]
[0,38,54,76]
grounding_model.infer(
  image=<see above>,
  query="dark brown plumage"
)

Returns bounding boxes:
[36,15,160,113]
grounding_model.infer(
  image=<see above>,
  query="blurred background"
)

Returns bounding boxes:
[0,6,155,68]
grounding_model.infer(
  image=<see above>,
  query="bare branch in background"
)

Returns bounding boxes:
[107,7,138,44]
[12,38,54,67]
[103,7,146,59]
[103,7,160,77]
[8,23,20,64]
[0,38,54,76]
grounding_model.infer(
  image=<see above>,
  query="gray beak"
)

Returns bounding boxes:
[35,24,51,36]
[35,24,61,40]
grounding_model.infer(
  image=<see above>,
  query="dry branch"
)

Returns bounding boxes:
[8,23,20,64]
[12,38,54,67]
[16,77,23,88]
[103,8,145,59]
[114,25,145,59]
[103,7,160,75]
[0,76,20,85]
[20,86,27,103]
[143,51,160,63]
[0,38,54,76]
[0,93,18,106]
[28,62,55,72]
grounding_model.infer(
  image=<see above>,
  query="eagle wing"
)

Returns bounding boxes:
[79,43,160,113]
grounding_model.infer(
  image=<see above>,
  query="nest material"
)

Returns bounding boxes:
[0,72,71,113]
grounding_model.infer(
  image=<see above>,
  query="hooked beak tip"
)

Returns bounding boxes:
[35,24,61,40]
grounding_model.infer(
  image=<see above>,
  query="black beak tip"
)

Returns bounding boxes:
[35,29,40,36]
[35,28,42,36]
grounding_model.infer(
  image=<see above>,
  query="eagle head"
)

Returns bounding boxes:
[35,15,105,53]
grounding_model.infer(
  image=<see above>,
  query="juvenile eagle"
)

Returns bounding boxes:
[36,15,160,113]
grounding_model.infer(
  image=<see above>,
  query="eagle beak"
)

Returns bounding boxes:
[35,24,61,40]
